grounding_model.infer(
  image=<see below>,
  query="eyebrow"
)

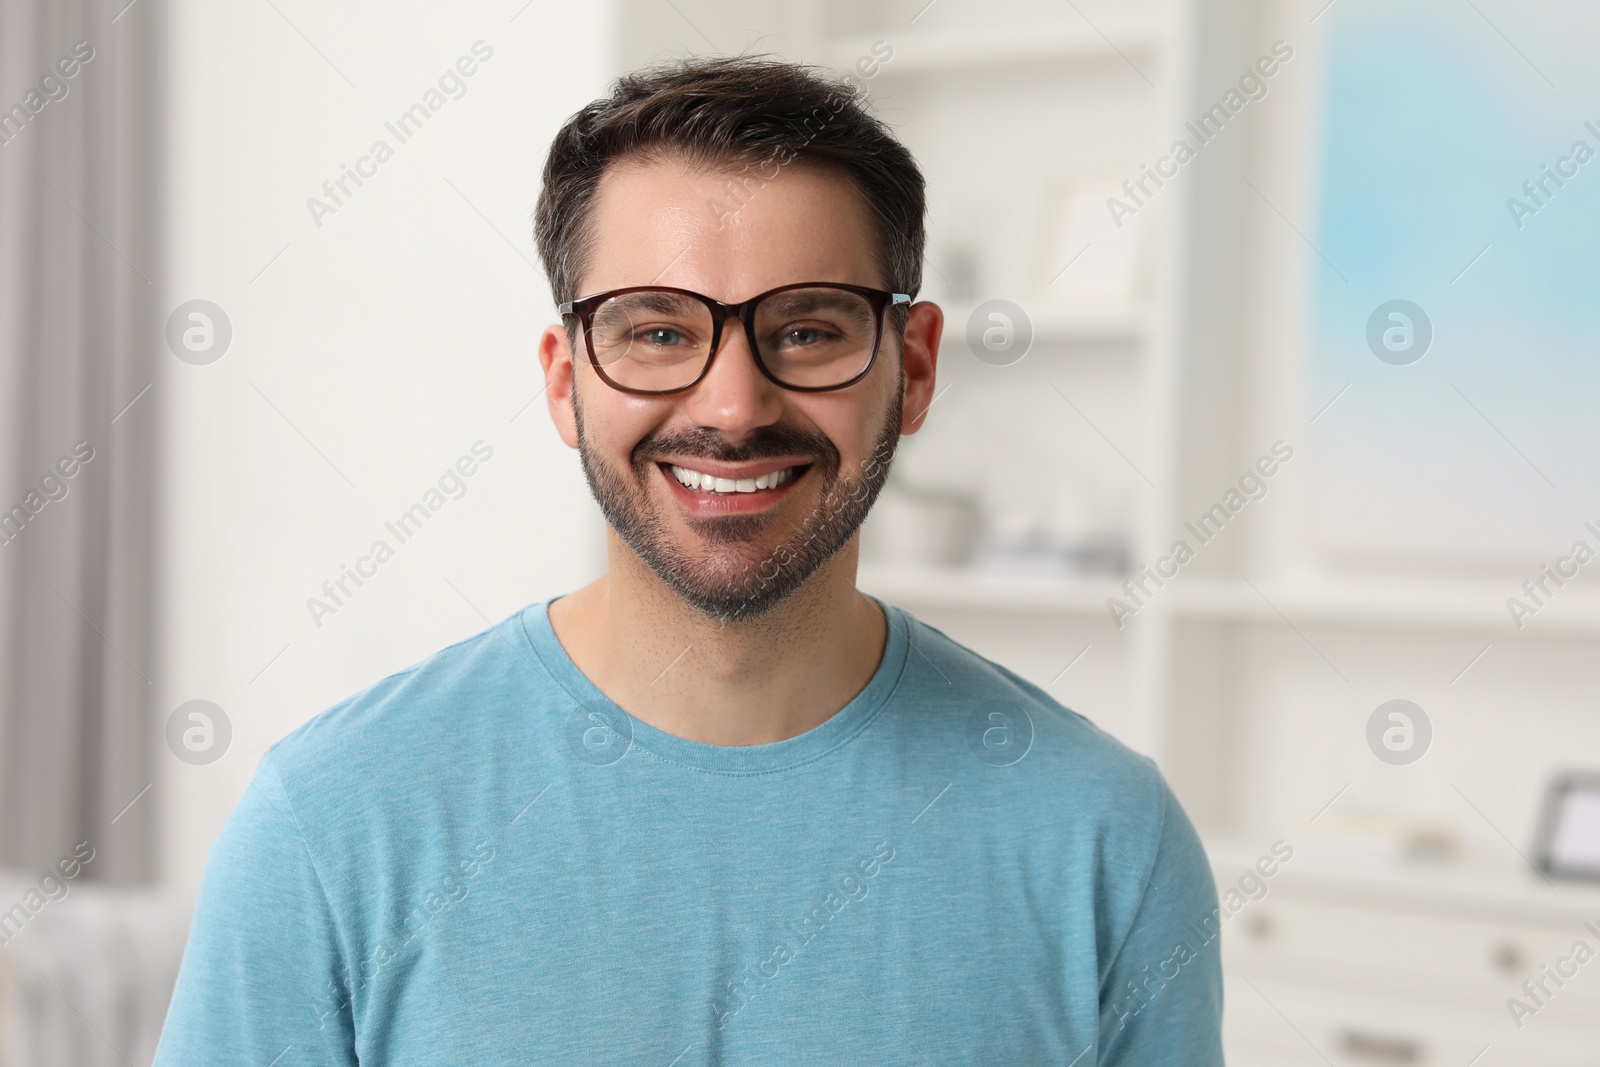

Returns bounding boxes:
[608,291,702,314]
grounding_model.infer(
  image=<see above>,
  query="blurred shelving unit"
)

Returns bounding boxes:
[802,0,1202,766]
[861,564,1600,637]
[806,3,1600,1061]
[856,563,1123,615]
[937,302,1151,344]
[619,1,1600,1058]
[1205,838,1600,1065]
[822,18,1171,76]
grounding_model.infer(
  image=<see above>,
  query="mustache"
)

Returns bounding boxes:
[633,423,839,469]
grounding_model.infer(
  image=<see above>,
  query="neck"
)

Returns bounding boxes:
[548,529,887,746]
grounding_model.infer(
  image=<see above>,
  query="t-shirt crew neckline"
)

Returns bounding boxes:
[518,593,910,775]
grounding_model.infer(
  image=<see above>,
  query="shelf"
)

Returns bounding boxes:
[858,566,1600,638]
[1169,577,1600,639]
[826,19,1168,78]
[857,563,1122,615]
[1204,834,1600,926]
[937,303,1150,349]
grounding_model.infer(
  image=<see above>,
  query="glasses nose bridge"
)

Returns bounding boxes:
[706,295,760,356]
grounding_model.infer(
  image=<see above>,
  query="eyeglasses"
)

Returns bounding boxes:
[558,282,911,395]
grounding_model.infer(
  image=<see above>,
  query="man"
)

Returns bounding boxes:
[155,57,1223,1065]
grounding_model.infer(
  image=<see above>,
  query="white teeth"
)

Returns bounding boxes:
[669,464,795,494]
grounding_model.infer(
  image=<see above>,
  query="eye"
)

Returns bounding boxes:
[640,327,687,347]
[780,326,831,347]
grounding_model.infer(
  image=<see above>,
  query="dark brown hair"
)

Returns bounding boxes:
[533,55,925,316]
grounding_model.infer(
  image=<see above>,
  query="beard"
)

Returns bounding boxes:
[574,372,903,623]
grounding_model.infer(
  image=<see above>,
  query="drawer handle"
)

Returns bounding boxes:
[1491,941,1524,974]
[1337,1029,1423,1063]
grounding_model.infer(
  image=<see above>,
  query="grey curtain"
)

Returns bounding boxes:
[0,0,162,885]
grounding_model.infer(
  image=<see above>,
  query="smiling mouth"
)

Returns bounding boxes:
[662,462,810,495]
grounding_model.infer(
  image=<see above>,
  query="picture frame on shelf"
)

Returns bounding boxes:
[1533,772,1600,883]
[1031,168,1153,317]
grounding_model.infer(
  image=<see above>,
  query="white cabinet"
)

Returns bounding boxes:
[1212,844,1600,1063]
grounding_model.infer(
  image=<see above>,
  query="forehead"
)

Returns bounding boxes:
[577,152,884,302]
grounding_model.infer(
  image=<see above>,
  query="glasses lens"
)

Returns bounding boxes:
[589,291,714,391]
[753,288,879,388]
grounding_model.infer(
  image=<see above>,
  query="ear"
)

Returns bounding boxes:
[897,301,943,434]
[539,322,579,449]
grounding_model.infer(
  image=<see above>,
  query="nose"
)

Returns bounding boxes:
[677,315,786,437]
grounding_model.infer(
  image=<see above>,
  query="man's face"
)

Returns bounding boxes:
[540,155,935,622]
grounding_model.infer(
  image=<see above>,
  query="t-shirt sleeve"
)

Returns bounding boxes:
[153,753,357,1066]
[1096,774,1225,1065]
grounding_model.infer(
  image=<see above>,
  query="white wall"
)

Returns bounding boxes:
[157,0,615,898]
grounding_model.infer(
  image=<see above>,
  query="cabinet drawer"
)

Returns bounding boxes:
[1223,894,1600,1018]
[1225,975,1599,1066]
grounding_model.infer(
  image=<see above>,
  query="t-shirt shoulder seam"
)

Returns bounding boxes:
[264,610,532,762]
[1099,759,1172,985]
[896,606,1091,725]
[252,752,356,998]
[361,607,531,694]
[377,613,520,686]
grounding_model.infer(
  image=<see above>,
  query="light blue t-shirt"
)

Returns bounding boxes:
[154,597,1223,1065]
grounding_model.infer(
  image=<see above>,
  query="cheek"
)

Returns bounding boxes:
[577,382,661,471]
[822,388,897,470]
